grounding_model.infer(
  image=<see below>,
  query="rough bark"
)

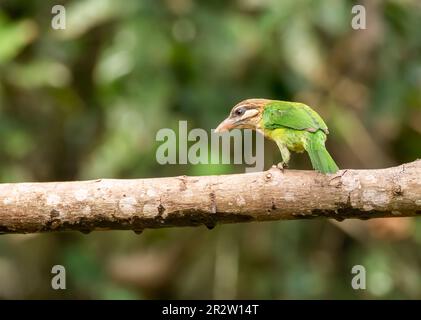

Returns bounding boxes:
[0,160,420,234]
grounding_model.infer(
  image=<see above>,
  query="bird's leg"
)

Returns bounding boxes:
[277,162,288,170]
[276,143,290,172]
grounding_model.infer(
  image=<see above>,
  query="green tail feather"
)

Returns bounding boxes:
[306,131,339,174]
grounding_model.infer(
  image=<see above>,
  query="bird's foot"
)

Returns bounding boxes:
[276,162,288,172]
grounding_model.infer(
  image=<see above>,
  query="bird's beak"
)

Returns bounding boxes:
[214,118,235,133]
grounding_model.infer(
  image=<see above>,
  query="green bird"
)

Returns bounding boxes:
[214,99,339,174]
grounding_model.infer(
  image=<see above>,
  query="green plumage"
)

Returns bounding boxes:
[260,101,339,174]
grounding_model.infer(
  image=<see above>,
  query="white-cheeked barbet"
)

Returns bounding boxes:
[215,98,339,174]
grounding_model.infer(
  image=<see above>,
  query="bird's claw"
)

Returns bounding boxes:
[276,162,288,172]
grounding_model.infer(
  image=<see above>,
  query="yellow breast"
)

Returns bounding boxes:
[263,128,306,153]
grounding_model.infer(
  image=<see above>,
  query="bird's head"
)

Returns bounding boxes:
[214,98,271,133]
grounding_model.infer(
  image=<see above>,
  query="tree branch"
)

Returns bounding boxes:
[0,160,420,234]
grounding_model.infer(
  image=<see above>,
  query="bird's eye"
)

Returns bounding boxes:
[234,108,245,116]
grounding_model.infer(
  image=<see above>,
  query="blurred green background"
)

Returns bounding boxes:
[0,0,420,299]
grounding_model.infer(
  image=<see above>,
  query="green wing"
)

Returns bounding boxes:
[262,101,329,134]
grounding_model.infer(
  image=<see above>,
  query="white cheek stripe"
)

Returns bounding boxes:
[240,109,259,121]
